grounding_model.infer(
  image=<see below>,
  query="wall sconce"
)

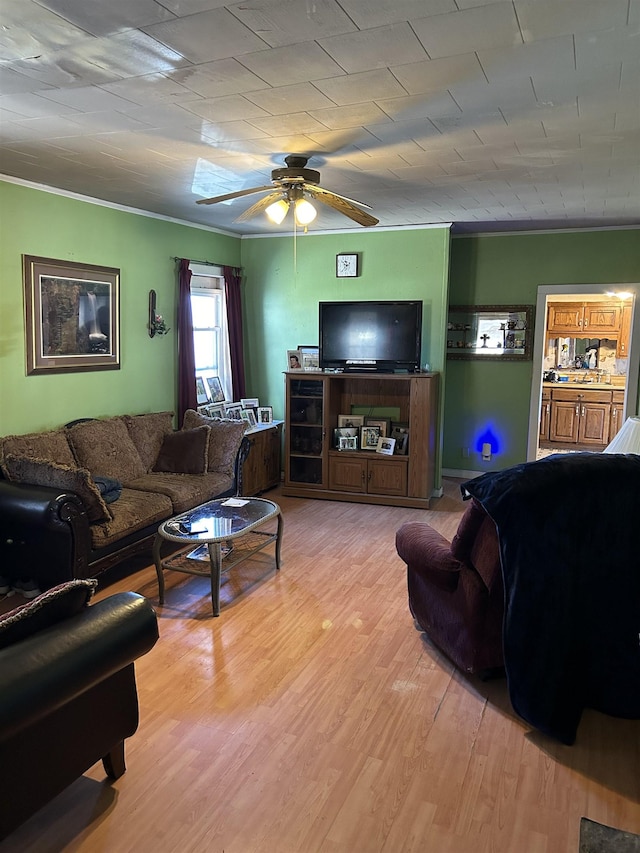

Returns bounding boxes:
[148,290,169,337]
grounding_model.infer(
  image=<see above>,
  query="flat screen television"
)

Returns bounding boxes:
[319,300,423,373]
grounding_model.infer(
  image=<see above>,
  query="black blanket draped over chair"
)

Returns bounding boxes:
[463,452,640,744]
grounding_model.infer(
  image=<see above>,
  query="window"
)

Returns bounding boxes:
[190,267,232,402]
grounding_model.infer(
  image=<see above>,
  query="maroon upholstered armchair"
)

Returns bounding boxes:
[395,498,505,675]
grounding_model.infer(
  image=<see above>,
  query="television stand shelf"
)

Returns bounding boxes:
[283,371,439,509]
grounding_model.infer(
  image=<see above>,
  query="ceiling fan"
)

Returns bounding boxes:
[196,154,379,227]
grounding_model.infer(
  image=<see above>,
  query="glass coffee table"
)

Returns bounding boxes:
[153,497,283,616]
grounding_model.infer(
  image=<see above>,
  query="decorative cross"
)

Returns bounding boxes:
[480,334,490,348]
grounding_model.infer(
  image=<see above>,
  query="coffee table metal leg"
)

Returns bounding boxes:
[208,541,223,616]
[275,512,283,570]
[152,533,165,604]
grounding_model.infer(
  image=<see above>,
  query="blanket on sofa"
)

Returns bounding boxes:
[463,452,640,744]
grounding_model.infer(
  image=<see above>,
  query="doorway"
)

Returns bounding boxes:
[527,283,640,461]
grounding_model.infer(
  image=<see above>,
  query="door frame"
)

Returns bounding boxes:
[527,283,640,461]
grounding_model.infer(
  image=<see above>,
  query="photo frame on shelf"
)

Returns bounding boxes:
[337,414,365,428]
[23,255,120,375]
[376,436,396,455]
[196,376,208,405]
[334,427,358,448]
[391,423,409,455]
[287,349,303,370]
[257,406,273,424]
[338,435,358,451]
[298,346,320,371]
[241,397,259,411]
[206,376,225,403]
[361,425,381,450]
[365,416,390,437]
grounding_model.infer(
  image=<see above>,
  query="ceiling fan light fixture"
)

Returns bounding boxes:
[265,198,289,224]
[294,198,317,226]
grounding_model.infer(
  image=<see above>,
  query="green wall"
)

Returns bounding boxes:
[240,227,451,420]
[0,181,240,435]
[445,228,640,471]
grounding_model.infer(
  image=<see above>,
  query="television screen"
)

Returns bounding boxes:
[319,301,422,372]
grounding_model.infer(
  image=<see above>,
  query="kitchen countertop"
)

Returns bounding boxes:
[542,381,625,391]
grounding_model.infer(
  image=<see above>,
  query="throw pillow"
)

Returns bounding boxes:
[123,411,175,471]
[182,409,246,475]
[0,578,98,650]
[152,426,210,474]
[67,417,146,483]
[2,455,111,523]
[0,429,77,473]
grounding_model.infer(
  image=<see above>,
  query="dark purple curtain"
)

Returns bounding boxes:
[177,258,196,425]
[223,265,246,401]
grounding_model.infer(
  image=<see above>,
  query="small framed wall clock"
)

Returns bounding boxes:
[336,253,359,278]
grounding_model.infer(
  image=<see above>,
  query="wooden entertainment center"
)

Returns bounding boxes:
[282,372,439,509]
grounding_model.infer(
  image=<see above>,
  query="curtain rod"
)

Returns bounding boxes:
[172,257,224,267]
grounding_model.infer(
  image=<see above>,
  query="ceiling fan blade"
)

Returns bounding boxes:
[309,184,373,209]
[306,186,379,227]
[235,191,284,222]
[196,185,273,205]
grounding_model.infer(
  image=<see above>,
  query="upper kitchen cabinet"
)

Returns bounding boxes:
[547,302,621,335]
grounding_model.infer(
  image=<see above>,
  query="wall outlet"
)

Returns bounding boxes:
[461,447,470,458]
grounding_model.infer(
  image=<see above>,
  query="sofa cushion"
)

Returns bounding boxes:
[2,455,111,523]
[152,426,210,475]
[0,579,97,650]
[0,429,77,472]
[182,409,246,475]
[67,417,146,484]
[123,411,174,472]
[127,471,234,514]
[88,487,173,549]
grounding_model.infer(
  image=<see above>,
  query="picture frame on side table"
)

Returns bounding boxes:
[257,406,273,424]
[334,427,359,448]
[23,255,120,375]
[206,376,225,403]
[241,408,257,428]
[196,376,208,405]
[206,403,226,419]
[241,397,259,411]
[360,425,381,450]
[224,402,243,421]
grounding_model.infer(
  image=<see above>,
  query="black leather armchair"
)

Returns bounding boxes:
[0,591,159,839]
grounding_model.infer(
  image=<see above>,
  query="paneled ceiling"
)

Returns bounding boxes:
[1,0,638,235]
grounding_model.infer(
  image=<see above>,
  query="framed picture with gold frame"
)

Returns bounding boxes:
[23,255,120,375]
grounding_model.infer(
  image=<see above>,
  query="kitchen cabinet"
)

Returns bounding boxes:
[547,302,621,335]
[283,371,439,509]
[540,388,551,441]
[609,390,626,442]
[617,303,632,356]
[547,387,611,446]
[241,422,282,496]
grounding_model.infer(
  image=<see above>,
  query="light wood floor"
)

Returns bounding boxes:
[4,481,639,853]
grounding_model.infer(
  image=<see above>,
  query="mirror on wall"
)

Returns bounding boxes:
[447,305,534,361]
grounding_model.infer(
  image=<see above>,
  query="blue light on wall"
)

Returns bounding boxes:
[474,427,501,456]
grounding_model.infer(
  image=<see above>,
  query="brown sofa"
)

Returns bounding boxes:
[395,497,505,676]
[0,410,247,590]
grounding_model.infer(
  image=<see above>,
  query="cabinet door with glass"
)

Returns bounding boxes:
[285,375,326,488]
